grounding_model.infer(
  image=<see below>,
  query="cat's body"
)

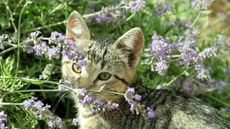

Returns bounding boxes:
[62,11,230,129]
[76,80,229,129]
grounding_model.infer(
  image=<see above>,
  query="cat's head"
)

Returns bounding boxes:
[62,11,144,101]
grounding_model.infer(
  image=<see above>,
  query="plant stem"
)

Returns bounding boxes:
[0,45,21,56]
[178,1,205,42]
[0,102,23,106]
[4,3,17,33]
[16,1,28,76]
[163,69,188,87]
[100,90,124,96]
[0,76,59,85]
[26,5,126,32]
[6,89,60,94]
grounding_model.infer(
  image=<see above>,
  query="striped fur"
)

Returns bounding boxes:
[62,11,230,129]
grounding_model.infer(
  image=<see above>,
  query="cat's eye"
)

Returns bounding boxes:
[72,63,82,73]
[98,72,111,81]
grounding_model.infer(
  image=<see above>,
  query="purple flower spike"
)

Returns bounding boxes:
[128,0,146,13]
[110,103,119,109]
[147,107,156,119]
[127,87,135,94]
[134,94,142,101]
[33,100,44,110]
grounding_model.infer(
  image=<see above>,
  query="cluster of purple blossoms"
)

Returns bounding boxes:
[148,34,175,60]
[57,78,155,121]
[198,47,217,59]
[127,0,146,13]
[166,19,191,30]
[154,60,169,75]
[95,0,146,23]
[76,88,119,114]
[146,34,175,75]
[195,64,209,80]
[24,31,61,59]
[145,33,218,80]
[181,78,227,94]
[191,0,213,11]
[50,31,65,43]
[0,34,14,50]
[154,2,173,16]
[62,39,85,63]
[0,111,7,129]
[180,48,199,65]
[24,31,86,67]
[23,97,64,129]
[58,77,72,92]
[124,87,155,119]
[95,6,123,23]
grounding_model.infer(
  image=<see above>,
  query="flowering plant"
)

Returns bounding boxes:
[0,0,230,128]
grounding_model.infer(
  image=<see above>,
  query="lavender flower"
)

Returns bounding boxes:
[79,95,95,107]
[23,31,86,66]
[127,87,135,94]
[30,30,42,39]
[195,64,209,80]
[95,6,121,23]
[75,59,87,67]
[48,120,55,128]
[62,39,85,62]
[180,48,199,65]
[154,3,173,16]
[199,47,217,59]
[148,34,175,60]
[191,0,212,11]
[96,7,107,23]
[109,103,119,109]
[22,97,64,128]
[134,94,142,101]
[33,100,44,110]
[78,88,88,95]
[177,40,196,52]
[47,46,60,59]
[154,60,168,75]
[124,87,156,119]
[33,42,48,56]
[181,78,227,94]
[58,84,66,92]
[146,107,155,119]
[50,31,65,42]
[0,34,15,50]
[127,0,146,13]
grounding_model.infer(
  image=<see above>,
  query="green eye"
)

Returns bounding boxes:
[72,63,82,73]
[98,72,111,81]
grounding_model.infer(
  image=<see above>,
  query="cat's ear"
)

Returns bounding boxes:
[114,27,144,67]
[66,11,90,40]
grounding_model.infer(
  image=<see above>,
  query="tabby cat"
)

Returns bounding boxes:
[62,11,230,129]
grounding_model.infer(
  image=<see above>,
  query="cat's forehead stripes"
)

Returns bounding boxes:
[86,41,108,67]
[86,40,117,70]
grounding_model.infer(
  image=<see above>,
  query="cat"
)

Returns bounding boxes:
[62,11,230,129]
